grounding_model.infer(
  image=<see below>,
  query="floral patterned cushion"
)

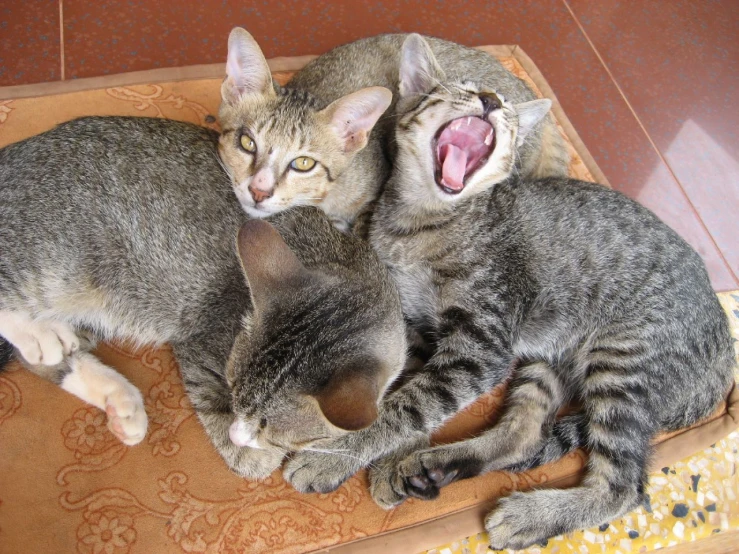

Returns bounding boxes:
[0,47,735,554]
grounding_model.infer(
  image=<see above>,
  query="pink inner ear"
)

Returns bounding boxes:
[223,28,272,100]
[327,88,391,153]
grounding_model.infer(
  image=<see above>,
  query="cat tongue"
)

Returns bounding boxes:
[440,144,467,191]
[436,116,494,193]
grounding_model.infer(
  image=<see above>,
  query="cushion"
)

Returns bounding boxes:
[0,45,735,554]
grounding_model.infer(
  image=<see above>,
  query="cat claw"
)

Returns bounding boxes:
[105,386,148,446]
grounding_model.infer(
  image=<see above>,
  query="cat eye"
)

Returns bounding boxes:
[239,133,257,153]
[290,156,317,172]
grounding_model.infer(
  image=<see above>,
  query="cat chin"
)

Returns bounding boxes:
[242,205,273,219]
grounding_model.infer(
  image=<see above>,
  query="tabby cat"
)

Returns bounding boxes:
[0,117,406,478]
[232,31,570,233]
[281,52,735,548]
[288,32,570,209]
[220,28,392,230]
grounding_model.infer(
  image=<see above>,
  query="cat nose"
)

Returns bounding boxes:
[479,92,502,115]
[248,185,273,203]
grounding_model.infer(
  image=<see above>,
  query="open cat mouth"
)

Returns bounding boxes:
[434,116,495,195]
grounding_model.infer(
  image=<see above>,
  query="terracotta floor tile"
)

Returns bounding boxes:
[0,0,60,85]
[568,0,739,282]
[60,1,655,187]
[615,154,737,291]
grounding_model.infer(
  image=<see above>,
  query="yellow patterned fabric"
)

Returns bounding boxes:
[427,291,739,554]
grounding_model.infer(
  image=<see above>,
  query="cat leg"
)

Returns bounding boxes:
[60,351,148,445]
[396,360,563,500]
[285,305,514,493]
[484,363,655,550]
[505,412,587,472]
[0,309,79,365]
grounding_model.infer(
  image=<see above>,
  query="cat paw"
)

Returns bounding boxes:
[369,461,408,510]
[397,449,463,500]
[105,384,148,446]
[283,450,360,494]
[12,319,79,366]
[227,446,285,480]
[485,492,552,551]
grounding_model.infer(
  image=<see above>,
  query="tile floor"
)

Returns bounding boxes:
[1,0,737,289]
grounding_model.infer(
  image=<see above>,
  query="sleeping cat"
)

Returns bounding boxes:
[0,117,406,478]
[281,62,735,548]
[288,33,570,209]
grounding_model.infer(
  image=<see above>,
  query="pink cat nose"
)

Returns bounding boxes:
[229,419,262,449]
[248,185,273,203]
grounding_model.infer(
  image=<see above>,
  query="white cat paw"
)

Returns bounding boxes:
[105,385,148,446]
[1,314,79,366]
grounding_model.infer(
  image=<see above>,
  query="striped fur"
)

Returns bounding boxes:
[289,33,570,220]
[285,173,734,549]
[0,117,406,478]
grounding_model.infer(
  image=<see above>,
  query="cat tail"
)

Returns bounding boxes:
[505,413,587,472]
[0,337,13,372]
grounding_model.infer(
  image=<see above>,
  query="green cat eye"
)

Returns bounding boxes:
[290,156,317,172]
[239,133,257,153]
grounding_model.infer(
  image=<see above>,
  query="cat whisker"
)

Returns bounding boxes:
[378,112,405,122]
[428,75,453,96]
[417,93,448,102]
[211,151,235,180]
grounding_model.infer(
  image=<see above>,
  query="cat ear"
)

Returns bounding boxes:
[320,87,392,154]
[315,369,379,431]
[399,34,446,97]
[514,99,552,146]
[221,27,275,105]
[235,220,309,310]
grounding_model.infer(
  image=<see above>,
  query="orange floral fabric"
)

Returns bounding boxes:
[0,53,732,554]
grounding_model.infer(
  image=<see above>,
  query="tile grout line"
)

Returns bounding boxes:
[561,0,739,286]
[59,0,65,81]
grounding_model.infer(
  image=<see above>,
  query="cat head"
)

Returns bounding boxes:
[393,34,552,208]
[226,209,406,452]
[218,28,392,222]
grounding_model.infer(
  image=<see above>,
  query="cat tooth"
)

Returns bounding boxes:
[451,120,462,131]
[466,117,473,126]
[484,131,493,145]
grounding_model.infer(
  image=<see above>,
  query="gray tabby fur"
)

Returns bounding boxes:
[290,33,569,207]
[0,116,406,478]
[284,173,734,549]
